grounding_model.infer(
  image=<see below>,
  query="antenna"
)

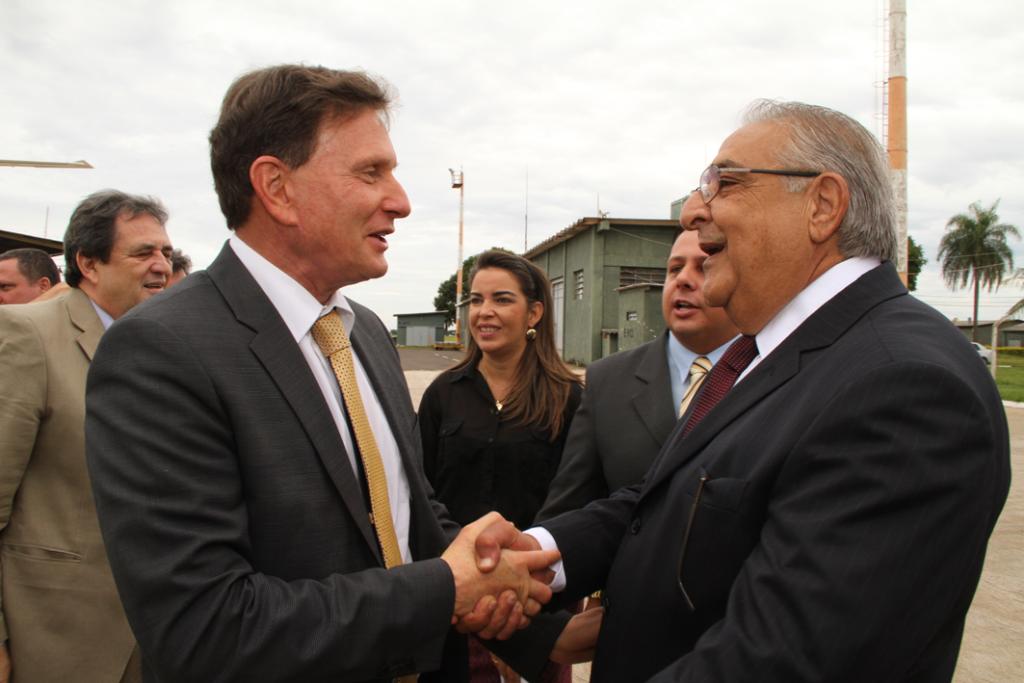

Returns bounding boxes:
[524,167,529,252]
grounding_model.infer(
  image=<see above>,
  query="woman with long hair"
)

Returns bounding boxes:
[418,250,582,682]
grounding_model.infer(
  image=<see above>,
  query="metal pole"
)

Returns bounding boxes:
[888,0,908,284]
[456,179,465,345]
[0,159,93,169]
[524,167,529,253]
[991,315,1008,379]
[449,167,465,346]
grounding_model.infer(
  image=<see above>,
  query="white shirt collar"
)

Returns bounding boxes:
[88,297,115,330]
[666,331,739,409]
[228,234,355,339]
[666,331,737,370]
[754,256,881,362]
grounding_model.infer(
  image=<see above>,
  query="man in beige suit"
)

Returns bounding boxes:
[0,189,173,683]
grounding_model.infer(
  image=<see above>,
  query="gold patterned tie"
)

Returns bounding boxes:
[678,356,712,418]
[311,311,404,570]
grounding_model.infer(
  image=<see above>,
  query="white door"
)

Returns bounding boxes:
[406,326,432,346]
[551,278,565,354]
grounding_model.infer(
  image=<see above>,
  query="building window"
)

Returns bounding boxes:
[574,270,584,300]
[626,311,639,322]
[619,267,666,287]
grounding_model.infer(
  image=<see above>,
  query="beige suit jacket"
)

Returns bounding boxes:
[0,288,136,682]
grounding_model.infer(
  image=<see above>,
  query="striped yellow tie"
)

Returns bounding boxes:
[678,356,712,418]
[311,311,404,570]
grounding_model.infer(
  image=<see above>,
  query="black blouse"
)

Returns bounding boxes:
[418,363,582,530]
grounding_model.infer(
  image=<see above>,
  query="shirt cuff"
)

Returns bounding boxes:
[523,527,565,592]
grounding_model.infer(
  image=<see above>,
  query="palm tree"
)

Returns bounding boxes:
[938,200,1020,341]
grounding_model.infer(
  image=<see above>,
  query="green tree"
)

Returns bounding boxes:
[938,200,1020,341]
[907,234,926,291]
[433,276,457,329]
[433,255,478,330]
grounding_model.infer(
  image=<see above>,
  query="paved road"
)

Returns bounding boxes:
[398,347,460,410]
[400,358,1022,681]
[397,346,464,372]
[954,405,1023,682]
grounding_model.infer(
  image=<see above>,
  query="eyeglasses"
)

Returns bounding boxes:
[697,164,821,204]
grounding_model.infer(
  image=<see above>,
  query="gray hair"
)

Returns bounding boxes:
[63,189,168,288]
[742,100,897,262]
[170,248,192,275]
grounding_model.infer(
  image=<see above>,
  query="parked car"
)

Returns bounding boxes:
[971,341,993,365]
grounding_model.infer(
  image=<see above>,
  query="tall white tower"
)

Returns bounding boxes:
[888,0,908,282]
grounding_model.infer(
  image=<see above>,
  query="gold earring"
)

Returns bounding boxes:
[525,327,537,341]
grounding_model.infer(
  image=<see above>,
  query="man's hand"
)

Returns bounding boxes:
[473,515,541,572]
[551,607,603,664]
[0,642,10,683]
[456,589,533,640]
[442,512,559,639]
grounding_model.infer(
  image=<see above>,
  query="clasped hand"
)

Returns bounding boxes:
[441,512,557,640]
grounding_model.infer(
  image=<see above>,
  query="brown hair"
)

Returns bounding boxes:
[209,64,393,229]
[454,250,581,438]
[0,248,61,285]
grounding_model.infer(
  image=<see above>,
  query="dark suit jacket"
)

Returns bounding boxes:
[543,263,1011,683]
[86,245,474,683]
[537,333,676,520]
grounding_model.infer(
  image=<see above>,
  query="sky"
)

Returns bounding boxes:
[3,0,1023,329]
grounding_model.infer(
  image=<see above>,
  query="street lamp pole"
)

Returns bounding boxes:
[449,167,465,345]
[991,314,1012,379]
[1,159,94,236]
[0,159,93,169]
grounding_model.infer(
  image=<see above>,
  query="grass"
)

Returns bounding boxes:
[994,358,1024,402]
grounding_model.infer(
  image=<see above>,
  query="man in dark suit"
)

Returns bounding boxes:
[480,100,1011,682]
[537,229,738,519]
[85,65,560,683]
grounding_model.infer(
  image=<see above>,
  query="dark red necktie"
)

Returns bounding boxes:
[682,335,758,436]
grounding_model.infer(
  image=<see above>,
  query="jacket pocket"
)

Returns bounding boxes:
[438,417,464,437]
[3,543,83,563]
[697,476,749,512]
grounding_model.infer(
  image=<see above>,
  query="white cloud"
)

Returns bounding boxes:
[3,0,1023,327]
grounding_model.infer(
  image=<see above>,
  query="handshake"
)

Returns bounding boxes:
[439,512,601,665]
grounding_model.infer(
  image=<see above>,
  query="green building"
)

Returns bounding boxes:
[394,311,447,346]
[524,216,678,365]
[952,319,1024,347]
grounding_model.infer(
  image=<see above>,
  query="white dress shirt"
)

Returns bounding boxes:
[739,256,881,383]
[229,235,412,563]
[533,256,882,591]
[89,298,115,330]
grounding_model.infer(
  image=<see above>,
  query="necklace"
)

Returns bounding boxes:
[479,366,510,413]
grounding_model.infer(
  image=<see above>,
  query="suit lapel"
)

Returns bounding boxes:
[631,333,678,447]
[642,262,907,496]
[66,288,104,362]
[207,244,380,559]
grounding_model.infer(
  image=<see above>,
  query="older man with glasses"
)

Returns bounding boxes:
[476,99,1010,683]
